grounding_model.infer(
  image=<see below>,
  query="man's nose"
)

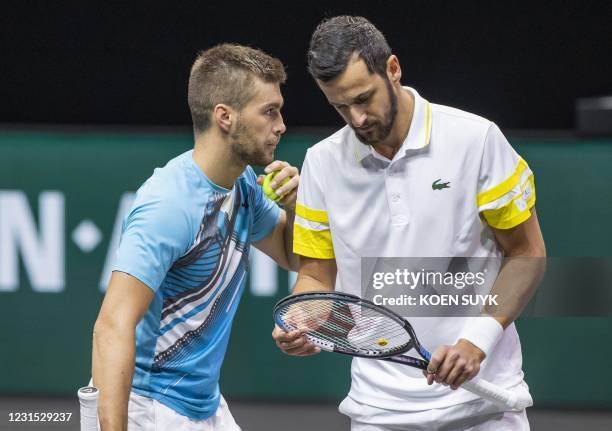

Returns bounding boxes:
[349,106,367,128]
[275,115,286,135]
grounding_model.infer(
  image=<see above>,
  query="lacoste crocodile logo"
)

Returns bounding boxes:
[432,179,451,190]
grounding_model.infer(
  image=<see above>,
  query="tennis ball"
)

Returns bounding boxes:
[263,171,290,202]
[376,338,388,347]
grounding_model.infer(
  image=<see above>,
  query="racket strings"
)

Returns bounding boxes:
[278,299,412,356]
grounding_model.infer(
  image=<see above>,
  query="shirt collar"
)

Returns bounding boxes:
[353,86,432,163]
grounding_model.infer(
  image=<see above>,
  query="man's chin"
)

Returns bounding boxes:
[355,132,380,146]
[252,154,274,167]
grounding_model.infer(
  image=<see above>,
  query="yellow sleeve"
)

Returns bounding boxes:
[293,150,335,258]
[477,124,536,229]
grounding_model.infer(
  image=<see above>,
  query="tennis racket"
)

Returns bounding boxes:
[77,386,99,431]
[273,291,532,411]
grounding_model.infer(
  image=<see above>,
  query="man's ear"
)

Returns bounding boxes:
[386,55,402,85]
[213,104,233,133]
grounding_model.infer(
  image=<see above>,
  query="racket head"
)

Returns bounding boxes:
[273,291,420,360]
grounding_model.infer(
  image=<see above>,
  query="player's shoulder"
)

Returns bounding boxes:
[430,102,499,149]
[133,151,196,211]
[142,149,191,182]
[304,126,352,163]
[430,103,492,130]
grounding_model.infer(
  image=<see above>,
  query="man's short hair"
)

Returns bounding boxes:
[188,43,286,134]
[308,16,392,82]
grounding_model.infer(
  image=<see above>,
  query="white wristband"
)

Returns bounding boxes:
[457,316,504,358]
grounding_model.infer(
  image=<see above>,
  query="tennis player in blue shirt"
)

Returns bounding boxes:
[92,44,299,431]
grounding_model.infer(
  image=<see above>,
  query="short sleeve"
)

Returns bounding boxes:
[248,167,281,242]
[112,197,192,291]
[294,149,335,259]
[476,123,536,229]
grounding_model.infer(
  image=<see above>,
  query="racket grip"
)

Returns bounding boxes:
[462,378,533,411]
[78,386,99,431]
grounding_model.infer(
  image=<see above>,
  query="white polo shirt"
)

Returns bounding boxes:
[294,87,536,411]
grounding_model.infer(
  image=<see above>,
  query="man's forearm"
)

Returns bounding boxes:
[292,273,334,294]
[283,208,300,271]
[92,322,136,431]
[485,256,546,328]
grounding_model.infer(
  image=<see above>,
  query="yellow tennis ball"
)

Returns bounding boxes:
[376,338,388,347]
[263,171,290,202]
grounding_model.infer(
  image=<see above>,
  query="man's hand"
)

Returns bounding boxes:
[423,339,485,390]
[253,160,300,271]
[272,325,321,356]
[257,160,299,211]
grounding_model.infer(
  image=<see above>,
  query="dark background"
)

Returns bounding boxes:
[2,0,611,130]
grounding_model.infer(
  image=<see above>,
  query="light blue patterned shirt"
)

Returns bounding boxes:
[112,150,279,419]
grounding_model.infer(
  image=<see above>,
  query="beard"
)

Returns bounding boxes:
[353,78,398,146]
[229,119,274,166]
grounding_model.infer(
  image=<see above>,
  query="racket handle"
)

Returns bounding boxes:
[78,386,99,431]
[462,378,533,411]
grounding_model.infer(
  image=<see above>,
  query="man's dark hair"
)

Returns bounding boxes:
[308,16,392,82]
[188,43,286,134]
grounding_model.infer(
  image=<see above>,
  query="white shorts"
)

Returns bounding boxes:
[339,395,529,431]
[124,392,241,431]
